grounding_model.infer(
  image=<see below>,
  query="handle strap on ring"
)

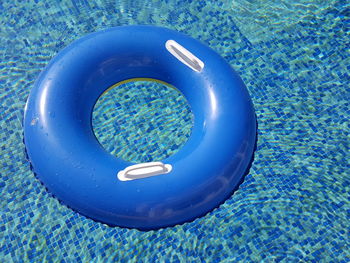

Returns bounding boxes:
[117,162,172,181]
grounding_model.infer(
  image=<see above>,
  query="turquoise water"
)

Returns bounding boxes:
[1,0,349,262]
[93,80,193,163]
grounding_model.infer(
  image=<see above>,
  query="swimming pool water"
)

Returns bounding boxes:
[1,0,349,262]
[93,80,193,163]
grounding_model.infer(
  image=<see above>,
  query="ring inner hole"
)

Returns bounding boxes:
[92,79,194,163]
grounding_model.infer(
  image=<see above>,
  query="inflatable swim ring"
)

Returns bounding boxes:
[24,26,257,230]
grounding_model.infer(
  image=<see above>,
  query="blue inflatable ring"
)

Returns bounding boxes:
[24,26,256,230]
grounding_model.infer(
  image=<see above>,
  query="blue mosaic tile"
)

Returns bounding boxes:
[0,0,350,262]
[93,80,193,163]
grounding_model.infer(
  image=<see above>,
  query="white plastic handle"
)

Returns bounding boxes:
[117,162,172,181]
[165,40,204,72]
